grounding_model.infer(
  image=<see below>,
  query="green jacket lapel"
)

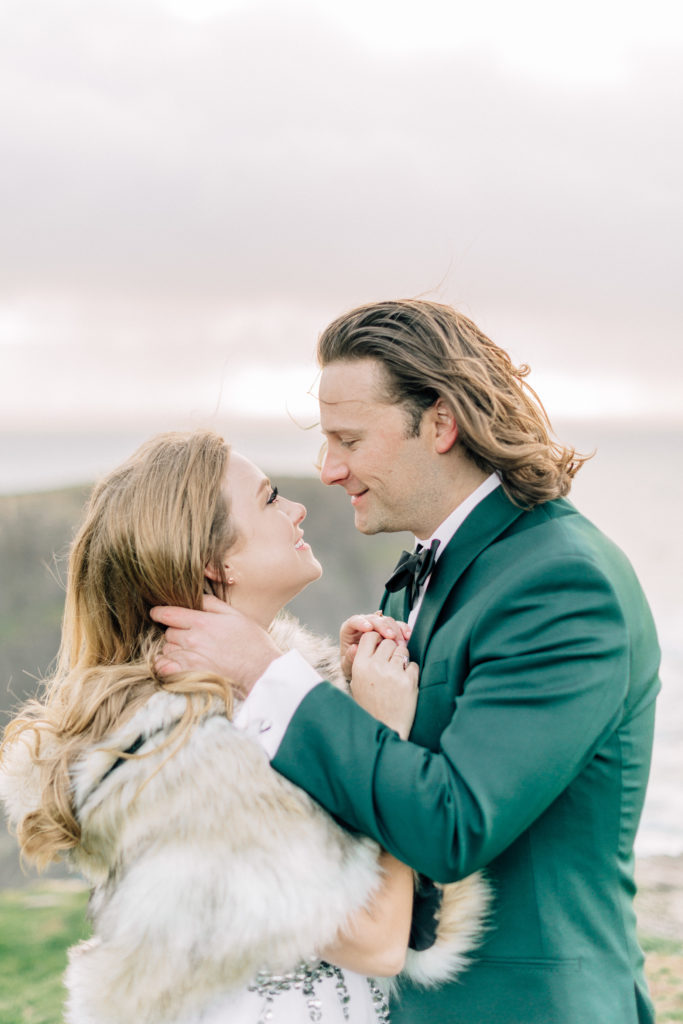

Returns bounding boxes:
[380,581,410,619]
[407,487,525,669]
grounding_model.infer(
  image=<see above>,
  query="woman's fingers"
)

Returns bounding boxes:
[357,634,412,665]
[356,630,385,656]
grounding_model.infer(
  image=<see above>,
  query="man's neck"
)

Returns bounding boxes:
[414,457,491,540]
[415,473,501,545]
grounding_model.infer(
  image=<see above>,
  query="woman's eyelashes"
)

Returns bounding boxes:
[266,486,279,506]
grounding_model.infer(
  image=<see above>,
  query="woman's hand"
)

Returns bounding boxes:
[350,631,419,740]
[340,612,411,680]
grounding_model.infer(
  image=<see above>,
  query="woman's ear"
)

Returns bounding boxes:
[204,561,228,584]
[433,399,458,454]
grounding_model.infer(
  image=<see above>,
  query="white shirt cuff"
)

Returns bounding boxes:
[232,649,322,759]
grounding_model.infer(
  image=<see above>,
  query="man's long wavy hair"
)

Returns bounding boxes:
[317,300,589,507]
[1,430,238,870]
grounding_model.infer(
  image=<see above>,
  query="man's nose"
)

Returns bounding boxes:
[320,447,349,486]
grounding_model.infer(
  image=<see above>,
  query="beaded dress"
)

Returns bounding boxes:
[195,961,390,1023]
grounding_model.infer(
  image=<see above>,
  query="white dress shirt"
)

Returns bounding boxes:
[234,473,501,757]
[408,472,501,628]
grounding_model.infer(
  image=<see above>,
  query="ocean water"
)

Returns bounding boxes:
[1,420,681,856]
[563,423,683,858]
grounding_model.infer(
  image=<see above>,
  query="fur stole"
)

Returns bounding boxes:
[1,614,490,1024]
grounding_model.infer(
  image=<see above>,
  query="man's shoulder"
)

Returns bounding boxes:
[465,495,631,594]
[499,495,599,550]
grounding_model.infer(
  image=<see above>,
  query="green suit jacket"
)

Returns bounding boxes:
[273,490,661,1023]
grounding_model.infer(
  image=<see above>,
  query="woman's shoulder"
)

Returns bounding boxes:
[72,689,241,813]
[71,689,191,807]
[73,685,324,835]
[73,683,380,895]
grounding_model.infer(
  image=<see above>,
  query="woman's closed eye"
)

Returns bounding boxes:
[266,486,279,506]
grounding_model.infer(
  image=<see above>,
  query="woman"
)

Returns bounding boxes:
[0,430,488,1024]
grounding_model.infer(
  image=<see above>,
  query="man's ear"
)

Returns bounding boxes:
[433,398,458,453]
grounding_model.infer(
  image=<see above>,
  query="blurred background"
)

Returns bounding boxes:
[1,0,681,879]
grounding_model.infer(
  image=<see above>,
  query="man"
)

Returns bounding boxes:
[153,300,660,1023]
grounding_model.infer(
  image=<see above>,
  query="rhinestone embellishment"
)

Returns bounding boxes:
[247,959,390,1023]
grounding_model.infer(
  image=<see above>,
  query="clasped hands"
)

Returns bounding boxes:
[339,611,418,739]
[150,598,419,740]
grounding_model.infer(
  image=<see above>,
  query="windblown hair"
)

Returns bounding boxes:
[1,430,238,870]
[318,299,589,507]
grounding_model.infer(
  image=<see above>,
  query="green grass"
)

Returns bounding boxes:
[0,883,681,1023]
[0,883,89,1024]
[641,942,683,1023]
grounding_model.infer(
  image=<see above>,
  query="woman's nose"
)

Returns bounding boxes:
[284,497,306,523]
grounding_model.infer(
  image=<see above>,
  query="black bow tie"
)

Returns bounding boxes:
[385,540,441,608]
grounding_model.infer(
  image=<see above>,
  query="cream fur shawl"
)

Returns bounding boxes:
[0,615,490,1024]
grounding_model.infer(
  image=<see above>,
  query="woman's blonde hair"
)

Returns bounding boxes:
[318,300,590,507]
[2,430,237,869]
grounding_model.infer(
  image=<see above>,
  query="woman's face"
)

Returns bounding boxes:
[214,453,322,625]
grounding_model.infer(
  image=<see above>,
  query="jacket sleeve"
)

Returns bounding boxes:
[272,555,635,882]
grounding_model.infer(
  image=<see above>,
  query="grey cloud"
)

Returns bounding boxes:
[0,0,681,392]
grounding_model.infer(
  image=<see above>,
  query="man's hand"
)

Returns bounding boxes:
[149,596,281,696]
[340,612,411,680]
[350,631,419,740]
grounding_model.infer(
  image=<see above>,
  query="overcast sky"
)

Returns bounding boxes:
[1,0,681,432]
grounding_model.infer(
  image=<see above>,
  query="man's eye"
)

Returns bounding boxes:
[340,439,357,449]
[266,486,279,505]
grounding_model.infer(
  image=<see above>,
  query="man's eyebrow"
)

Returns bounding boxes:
[321,426,364,438]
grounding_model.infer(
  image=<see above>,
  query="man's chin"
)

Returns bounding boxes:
[353,510,409,536]
[353,511,383,536]
[352,499,402,535]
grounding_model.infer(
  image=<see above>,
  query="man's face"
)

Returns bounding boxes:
[318,359,439,536]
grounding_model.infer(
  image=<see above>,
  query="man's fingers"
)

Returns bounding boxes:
[163,627,198,649]
[364,613,399,639]
[201,594,232,614]
[150,597,231,629]
[341,613,401,642]
[150,605,197,629]
[162,640,183,656]
[345,614,375,631]
[367,614,411,643]
[155,655,182,677]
